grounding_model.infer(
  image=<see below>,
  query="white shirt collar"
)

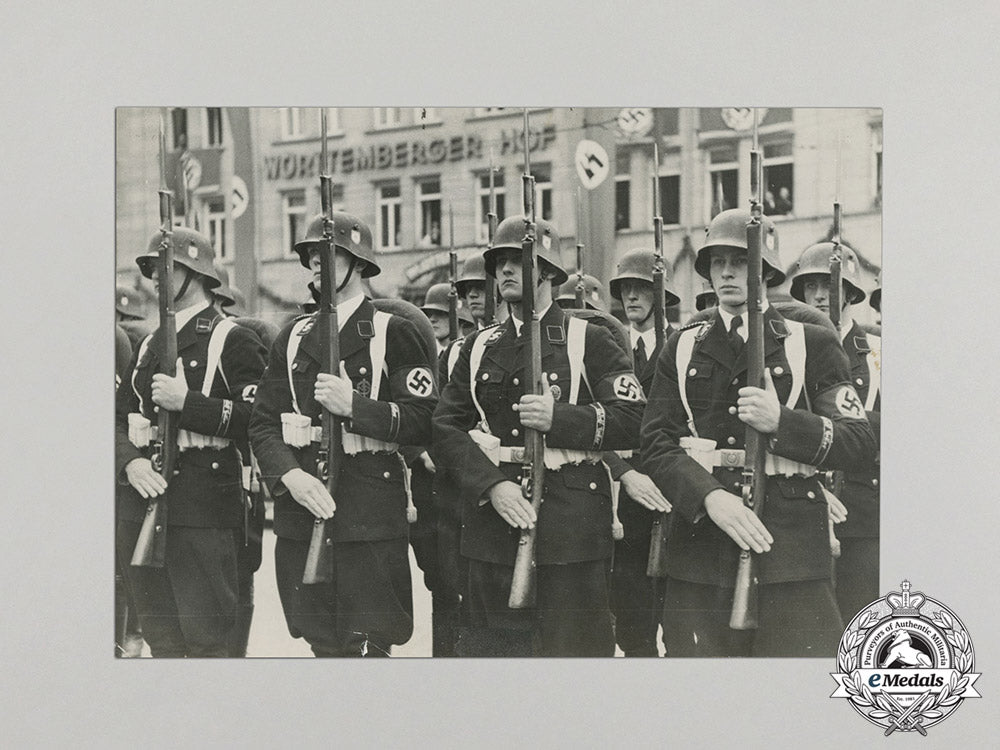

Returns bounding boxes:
[839,314,856,343]
[629,326,657,354]
[335,292,365,331]
[175,301,214,331]
[718,301,769,343]
[509,303,552,337]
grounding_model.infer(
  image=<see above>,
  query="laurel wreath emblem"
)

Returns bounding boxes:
[837,607,975,728]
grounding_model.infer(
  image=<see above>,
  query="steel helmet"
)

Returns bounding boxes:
[421,283,473,325]
[555,274,606,311]
[788,242,867,305]
[695,209,784,287]
[294,211,380,277]
[136,227,222,287]
[116,286,146,320]
[483,216,568,286]
[695,287,718,311]
[609,248,681,307]
[212,263,246,311]
[455,252,488,297]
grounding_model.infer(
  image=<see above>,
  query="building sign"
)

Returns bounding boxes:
[575,139,610,190]
[264,125,557,181]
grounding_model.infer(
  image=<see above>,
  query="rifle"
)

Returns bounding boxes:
[484,149,498,325]
[730,110,768,630]
[574,187,585,309]
[508,109,546,609]
[302,109,343,585]
[828,136,843,330]
[647,142,671,578]
[132,113,178,568]
[448,205,459,341]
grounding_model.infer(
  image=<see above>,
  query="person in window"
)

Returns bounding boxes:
[775,186,793,215]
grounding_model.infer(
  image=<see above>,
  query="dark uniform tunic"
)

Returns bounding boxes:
[641,306,877,657]
[605,323,672,657]
[834,321,881,620]
[432,304,644,656]
[115,303,267,657]
[249,297,436,657]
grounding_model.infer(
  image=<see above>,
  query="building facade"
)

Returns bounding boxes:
[117,107,882,325]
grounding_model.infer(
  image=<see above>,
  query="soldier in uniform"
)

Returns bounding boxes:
[115,227,268,657]
[249,211,437,657]
[603,248,678,656]
[640,209,877,657]
[421,282,475,353]
[432,216,645,657]
[788,242,881,622]
[454,252,497,329]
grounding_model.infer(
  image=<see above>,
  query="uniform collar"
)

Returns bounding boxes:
[630,326,657,353]
[175,301,215,332]
[509,303,553,337]
[718,301,769,343]
[839,313,857,343]
[336,292,365,331]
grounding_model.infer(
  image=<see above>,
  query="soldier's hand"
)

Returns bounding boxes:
[150,358,189,411]
[487,481,537,529]
[703,488,773,553]
[823,486,848,523]
[620,470,672,512]
[513,390,554,432]
[124,457,168,499]
[737,368,781,434]
[282,468,336,519]
[314,373,354,418]
[418,451,436,474]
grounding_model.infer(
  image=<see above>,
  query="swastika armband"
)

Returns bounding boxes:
[595,371,646,403]
[405,366,434,397]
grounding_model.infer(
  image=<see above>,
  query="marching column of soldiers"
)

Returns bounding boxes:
[115,112,880,658]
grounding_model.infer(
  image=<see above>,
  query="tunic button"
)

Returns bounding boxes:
[688,368,697,376]
[856,377,864,386]
[549,373,558,381]
[153,406,159,413]
[773,366,784,376]
[732,378,739,386]
[872,478,879,487]
[383,471,391,479]
[511,428,519,437]
[726,436,736,446]
[481,373,490,381]
[189,360,198,368]
[728,406,737,415]
[360,366,367,375]
[291,362,298,370]
[512,377,520,386]
[589,482,597,490]
[325,538,333,546]
[211,462,219,470]
[807,491,816,499]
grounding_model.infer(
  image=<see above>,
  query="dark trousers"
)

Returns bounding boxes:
[610,536,664,657]
[273,536,413,657]
[116,521,239,657]
[457,558,615,657]
[661,576,843,658]
[834,537,879,623]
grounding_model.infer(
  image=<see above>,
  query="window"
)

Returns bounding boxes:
[206,108,224,147]
[205,195,228,260]
[282,191,307,256]
[377,183,402,249]
[476,170,506,242]
[415,178,442,247]
[763,141,794,216]
[280,107,303,139]
[707,145,739,220]
[653,174,681,226]
[170,108,188,150]
[533,164,553,221]
[413,107,438,125]
[615,176,631,230]
[373,107,402,129]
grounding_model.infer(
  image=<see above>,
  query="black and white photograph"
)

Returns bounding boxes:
[114,106,882,659]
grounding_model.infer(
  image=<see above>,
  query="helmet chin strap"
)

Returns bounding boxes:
[336,256,358,294]
[174,267,194,303]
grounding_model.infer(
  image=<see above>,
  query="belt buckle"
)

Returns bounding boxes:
[512,448,525,463]
[721,449,742,468]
